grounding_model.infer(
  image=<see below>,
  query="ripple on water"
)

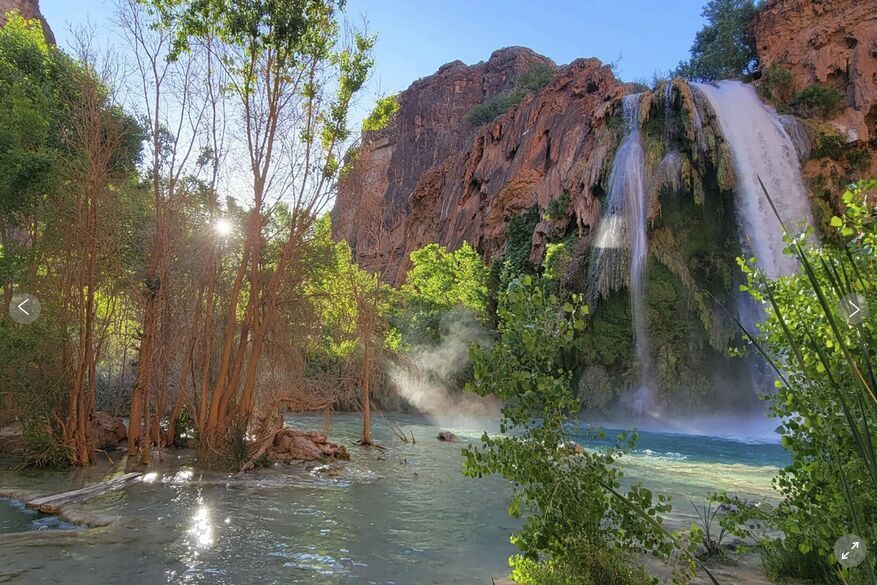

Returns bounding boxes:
[0,413,785,584]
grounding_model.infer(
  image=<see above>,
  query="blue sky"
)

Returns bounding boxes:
[41,0,708,124]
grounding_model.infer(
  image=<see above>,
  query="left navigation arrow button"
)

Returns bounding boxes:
[9,293,40,325]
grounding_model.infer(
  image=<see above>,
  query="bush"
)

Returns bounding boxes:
[810,131,871,176]
[845,147,871,174]
[362,94,399,132]
[735,180,877,583]
[465,89,525,126]
[509,540,653,585]
[466,62,556,126]
[760,540,837,584]
[789,83,844,119]
[544,191,569,221]
[675,0,759,81]
[464,274,701,584]
[758,65,795,106]
[496,205,541,292]
[811,130,847,159]
[517,61,555,93]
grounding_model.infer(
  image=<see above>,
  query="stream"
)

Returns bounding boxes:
[0,413,786,584]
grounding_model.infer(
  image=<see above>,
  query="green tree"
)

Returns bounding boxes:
[399,242,489,342]
[0,14,65,293]
[146,0,374,463]
[362,94,399,132]
[675,0,758,81]
[0,15,143,465]
[463,274,705,584]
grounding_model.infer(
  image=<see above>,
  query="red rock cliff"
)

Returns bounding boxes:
[0,0,54,44]
[332,47,624,285]
[752,0,877,166]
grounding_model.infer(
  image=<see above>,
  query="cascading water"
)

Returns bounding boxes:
[590,94,654,411]
[694,80,814,406]
[693,80,814,279]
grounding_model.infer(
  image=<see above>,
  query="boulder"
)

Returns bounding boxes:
[270,429,349,464]
[0,422,24,454]
[89,412,127,450]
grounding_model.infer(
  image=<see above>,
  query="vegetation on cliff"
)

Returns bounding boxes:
[362,94,399,132]
[465,61,556,126]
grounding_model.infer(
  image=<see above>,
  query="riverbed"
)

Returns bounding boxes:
[0,414,786,584]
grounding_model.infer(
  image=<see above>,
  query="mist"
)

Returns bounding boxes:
[388,310,501,429]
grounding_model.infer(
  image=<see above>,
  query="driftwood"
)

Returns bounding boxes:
[240,425,284,472]
[25,472,142,514]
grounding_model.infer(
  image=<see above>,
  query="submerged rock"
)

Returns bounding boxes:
[436,431,457,442]
[269,429,349,464]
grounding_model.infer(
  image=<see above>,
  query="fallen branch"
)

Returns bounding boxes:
[240,424,284,472]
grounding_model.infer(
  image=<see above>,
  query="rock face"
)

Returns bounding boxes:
[332,47,624,285]
[752,0,877,164]
[0,0,55,44]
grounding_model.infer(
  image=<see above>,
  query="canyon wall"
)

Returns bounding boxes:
[332,47,624,285]
[752,0,877,224]
[753,0,877,146]
[331,1,876,413]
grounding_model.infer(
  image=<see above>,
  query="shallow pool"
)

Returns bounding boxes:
[0,414,784,584]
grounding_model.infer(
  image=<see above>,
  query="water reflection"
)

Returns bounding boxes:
[188,503,214,549]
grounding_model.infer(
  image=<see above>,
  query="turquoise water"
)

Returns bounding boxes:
[0,414,785,584]
[0,497,79,533]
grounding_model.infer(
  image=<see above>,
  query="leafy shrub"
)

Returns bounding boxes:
[760,540,837,584]
[758,65,795,106]
[509,540,653,585]
[675,0,759,81]
[735,180,877,583]
[811,130,847,159]
[543,241,571,283]
[810,131,871,176]
[464,274,704,584]
[173,405,197,448]
[465,89,525,126]
[845,147,870,174]
[517,61,555,93]
[789,83,843,119]
[543,191,569,221]
[362,94,399,132]
[496,205,541,291]
[466,62,556,126]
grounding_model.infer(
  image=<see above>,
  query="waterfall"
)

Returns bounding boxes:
[590,94,654,410]
[693,80,814,278]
